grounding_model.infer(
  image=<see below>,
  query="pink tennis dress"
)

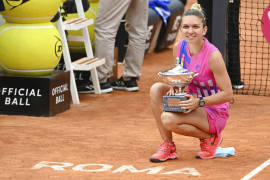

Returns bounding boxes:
[177,38,230,136]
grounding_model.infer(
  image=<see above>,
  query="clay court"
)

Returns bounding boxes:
[1,48,270,179]
[1,0,270,179]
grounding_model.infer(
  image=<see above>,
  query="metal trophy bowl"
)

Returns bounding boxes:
[158,64,198,112]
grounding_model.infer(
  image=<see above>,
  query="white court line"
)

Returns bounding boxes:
[241,158,270,180]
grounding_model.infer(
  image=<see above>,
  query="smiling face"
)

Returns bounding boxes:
[180,15,207,44]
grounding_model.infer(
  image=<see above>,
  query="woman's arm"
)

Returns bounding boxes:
[173,42,178,60]
[179,50,233,113]
[203,50,233,106]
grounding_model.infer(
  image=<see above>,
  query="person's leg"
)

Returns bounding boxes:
[111,0,148,92]
[150,82,211,142]
[150,82,173,142]
[94,0,131,83]
[161,110,223,159]
[149,82,178,162]
[160,110,210,139]
[122,0,148,79]
[149,82,222,161]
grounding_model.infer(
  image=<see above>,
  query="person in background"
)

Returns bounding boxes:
[85,0,148,93]
[149,3,233,162]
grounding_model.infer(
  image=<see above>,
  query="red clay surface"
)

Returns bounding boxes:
[1,48,270,180]
[1,0,270,179]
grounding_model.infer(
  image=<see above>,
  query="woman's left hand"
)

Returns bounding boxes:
[179,94,199,113]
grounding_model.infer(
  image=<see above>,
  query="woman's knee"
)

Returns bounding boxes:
[150,82,166,98]
[161,112,178,131]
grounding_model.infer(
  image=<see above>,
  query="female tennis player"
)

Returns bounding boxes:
[149,3,233,162]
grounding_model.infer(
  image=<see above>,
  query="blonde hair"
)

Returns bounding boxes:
[190,3,203,12]
[181,3,206,27]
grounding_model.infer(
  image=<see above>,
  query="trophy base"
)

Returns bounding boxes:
[163,95,187,112]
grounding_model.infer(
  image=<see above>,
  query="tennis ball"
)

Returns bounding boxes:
[0,0,62,23]
[66,2,99,53]
[0,23,63,76]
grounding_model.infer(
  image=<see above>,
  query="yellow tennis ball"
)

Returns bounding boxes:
[0,23,63,76]
[66,2,99,53]
[0,0,62,23]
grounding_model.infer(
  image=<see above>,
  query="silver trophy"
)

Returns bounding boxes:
[158,60,198,112]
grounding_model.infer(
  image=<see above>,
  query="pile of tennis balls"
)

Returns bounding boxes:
[0,0,64,76]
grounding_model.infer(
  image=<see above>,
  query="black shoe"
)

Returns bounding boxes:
[77,84,93,94]
[77,79,113,94]
[96,79,113,93]
[76,80,93,93]
[111,77,139,92]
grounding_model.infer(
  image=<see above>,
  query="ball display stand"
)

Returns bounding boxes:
[0,71,71,117]
[56,0,105,104]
